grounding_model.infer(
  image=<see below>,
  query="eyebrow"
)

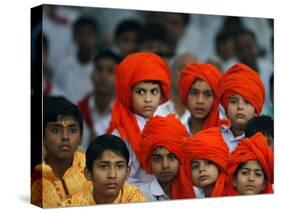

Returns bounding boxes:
[241,167,263,172]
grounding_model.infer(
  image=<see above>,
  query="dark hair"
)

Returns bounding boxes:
[86,134,130,171]
[73,16,98,36]
[94,49,122,65]
[114,19,143,41]
[143,23,169,43]
[43,96,84,135]
[245,115,273,138]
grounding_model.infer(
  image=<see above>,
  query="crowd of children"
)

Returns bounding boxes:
[32,4,274,208]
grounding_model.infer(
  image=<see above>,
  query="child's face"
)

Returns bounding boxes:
[191,159,219,189]
[187,79,214,120]
[226,95,257,131]
[233,160,266,195]
[132,81,162,118]
[92,57,116,95]
[151,147,179,184]
[86,150,130,201]
[44,116,82,160]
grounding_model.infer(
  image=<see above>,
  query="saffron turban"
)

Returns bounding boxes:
[107,52,171,162]
[219,63,265,115]
[179,63,223,129]
[226,132,273,195]
[182,127,230,197]
[140,114,195,199]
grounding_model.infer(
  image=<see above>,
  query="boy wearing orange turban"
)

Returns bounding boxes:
[107,52,171,185]
[226,132,273,195]
[179,63,224,135]
[219,63,265,152]
[182,127,230,197]
[139,115,195,201]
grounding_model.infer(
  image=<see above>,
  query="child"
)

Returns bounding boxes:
[107,52,171,185]
[63,134,147,206]
[179,63,224,135]
[181,127,230,197]
[226,132,273,195]
[139,115,195,201]
[219,63,265,152]
[31,96,89,208]
[245,115,273,150]
[78,50,122,149]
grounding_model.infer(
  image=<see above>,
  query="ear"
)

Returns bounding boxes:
[84,167,92,181]
[125,165,131,179]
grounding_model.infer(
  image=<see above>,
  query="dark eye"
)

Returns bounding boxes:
[240,170,249,176]
[229,98,237,104]
[244,99,250,105]
[189,90,197,96]
[51,127,61,134]
[206,160,213,165]
[191,164,199,170]
[151,88,159,95]
[136,89,145,95]
[70,127,78,134]
[204,91,213,98]
[255,172,264,177]
[152,156,162,162]
[168,154,176,161]
[117,164,126,169]
[99,164,109,170]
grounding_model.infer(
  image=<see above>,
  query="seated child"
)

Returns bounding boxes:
[219,63,265,152]
[226,132,273,195]
[107,52,171,185]
[63,134,147,206]
[139,115,195,201]
[181,127,230,197]
[179,63,224,135]
[245,115,273,150]
[31,96,89,208]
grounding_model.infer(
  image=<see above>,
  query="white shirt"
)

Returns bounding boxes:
[138,176,170,202]
[81,95,113,150]
[154,100,191,124]
[112,114,153,186]
[54,55,94,103]
[220,125,245,152]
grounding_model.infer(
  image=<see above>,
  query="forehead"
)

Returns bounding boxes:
[152,147,171,155]
[133,81,160,89]
[229,94,245,100]
[95,150,126,163]
[47,116,78,126]
[240,160,263,170]
[191,79,211,90]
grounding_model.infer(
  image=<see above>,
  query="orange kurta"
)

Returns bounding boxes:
[226,132,274,195]
[107,52,171,163]
[140,115,195,199]
[219,63,265,115]
[181,127,230,197]
[63,183,147,206]
[179,63,223,130]
[31,151,90,208]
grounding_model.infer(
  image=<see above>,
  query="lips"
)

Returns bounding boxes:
[199,175,209,181]
[194,108,205,113]
[245,185,256,190]
[143,106,153,111]
[105,183,118,189]
[59,144,72,151]
[159,172,173,177]
[236,113,246,118]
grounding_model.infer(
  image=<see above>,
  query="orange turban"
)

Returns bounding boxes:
[226,132,273,195]
[181,127,230,197]
[107,52,171,162]
[219,63,265,115]
[140,114,195,199]
[179,63,223,129]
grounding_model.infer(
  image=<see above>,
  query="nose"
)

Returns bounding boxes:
[248,172,255,181]
[197,94,204,104]
[237,99,244,110]
[62,128,69,140]
[162,157,169,169]
[108,167,117,179]
[199,163,206,173]
[144,93,152,102]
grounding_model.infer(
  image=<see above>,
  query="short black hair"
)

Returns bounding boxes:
[143,23,169,43]
[43,96,84,135]
[86,134,130,171]
[94,49,122,65]
[245,115,273,138]
[73,16,98,36]
[114,19,143,40]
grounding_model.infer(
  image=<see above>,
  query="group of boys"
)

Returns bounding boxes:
[33,52,273,208]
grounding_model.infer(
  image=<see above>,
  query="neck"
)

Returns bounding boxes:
[45,155,74,179]
[189,117,205,135]
[231,126,244,137]
[77,49,93,64]
[159,181,172,199]
[202,183,215,197]
[93,189,120,204]
[94,92,113,113]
